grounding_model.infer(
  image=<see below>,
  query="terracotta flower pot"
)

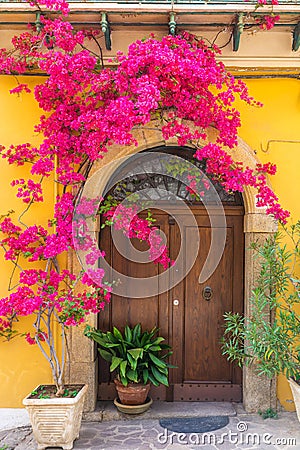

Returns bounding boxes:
[114,379,150,405]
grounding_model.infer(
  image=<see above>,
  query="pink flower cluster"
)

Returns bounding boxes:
[257,0,278,5]
[0,265,110,340]
[11,179,43,204]
[0,220,47,261]
[252,0,280,30]
[0,193,75,261]
[104,205,173,269]
[25,331,47,345]
[257,15,280,30]
[29,0,69,15]
[194,143,289,222]
[10,84,31,95]
[41,17,85,52]
[1,143,37,166]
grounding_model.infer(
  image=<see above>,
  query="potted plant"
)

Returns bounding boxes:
[222,221,300,419]
[0,248,111,450]
[85,323,174,413]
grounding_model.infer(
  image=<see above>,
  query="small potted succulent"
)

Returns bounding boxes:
[222,221,300,419]
[85,323,174,413]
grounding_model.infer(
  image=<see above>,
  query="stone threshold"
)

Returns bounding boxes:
[83,401,238,422]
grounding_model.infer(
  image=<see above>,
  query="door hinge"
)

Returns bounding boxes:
[168,216,175,225]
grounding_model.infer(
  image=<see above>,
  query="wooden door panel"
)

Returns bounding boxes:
[98,206,244,402]
[169,208,243,401]
[111,236,160,329]
[98,211,170,400]
[184,226,233,382]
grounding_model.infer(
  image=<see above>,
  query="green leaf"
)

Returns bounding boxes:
[110,356,123,372]
[127,352,137,370]
[151,337,165,345]
[149,327,159,339]
[120,374,128,386]
[120,360,127,378]
[106,332,118,343]
[140,331,151,347]
[98,348,113,362]
[155,365,168,375]
[148,345,162,352]
[148,373,159,386]
[88,334,107,346]
[103,343,121,348]
[151,366,169,386]
[132,324,141,345]
[166,363,177,369]
[128,348,143,360]
[142,368,149,384]
[143,343,153,350]
[127,369,138,383]
[124,325,132,343]
[113,327,123,341]
[160,343,172,350]
[149,352,167,368]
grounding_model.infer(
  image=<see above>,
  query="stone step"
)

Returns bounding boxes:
[83,401,237,422]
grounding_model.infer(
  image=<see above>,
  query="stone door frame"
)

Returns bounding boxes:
[66,121,277,412]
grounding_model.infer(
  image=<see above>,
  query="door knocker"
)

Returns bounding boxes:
[202,286,213,301]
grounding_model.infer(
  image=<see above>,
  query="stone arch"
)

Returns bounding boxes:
[66,119,277,412]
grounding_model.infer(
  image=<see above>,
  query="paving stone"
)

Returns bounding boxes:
[1,408,300,450]
[0,426,32,450]
[121,442,146,447]
[77,427,98,439]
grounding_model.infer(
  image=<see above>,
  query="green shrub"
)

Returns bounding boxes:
[85,323,174,386]
[222,221,300,380]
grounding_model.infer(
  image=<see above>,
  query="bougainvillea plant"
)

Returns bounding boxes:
[0,0,289,396]
[253,0,280,30]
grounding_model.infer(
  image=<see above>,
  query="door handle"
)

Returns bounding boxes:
[202,286,213,301]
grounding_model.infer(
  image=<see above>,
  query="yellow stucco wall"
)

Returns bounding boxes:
[0,74,299,408]
[238,78,300,411]
[238,78,300,218]
[0,76,54,407]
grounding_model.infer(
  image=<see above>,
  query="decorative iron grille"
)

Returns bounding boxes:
[105,146,243,206]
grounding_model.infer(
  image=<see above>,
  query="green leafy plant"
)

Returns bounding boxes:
[29,385,79,399]
[84,324,174,386]
[62,389,79,398]
[222,221,300,381]
[30,389,39,396]
[30,385,51,399]
[258,408,278,419]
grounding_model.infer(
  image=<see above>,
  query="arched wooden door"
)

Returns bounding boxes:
[97,148,244,402]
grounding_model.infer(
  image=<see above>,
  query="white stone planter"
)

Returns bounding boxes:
[23,384,88,450]
[288,378,300,421]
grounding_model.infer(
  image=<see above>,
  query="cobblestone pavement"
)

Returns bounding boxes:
[1,411,300,450]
